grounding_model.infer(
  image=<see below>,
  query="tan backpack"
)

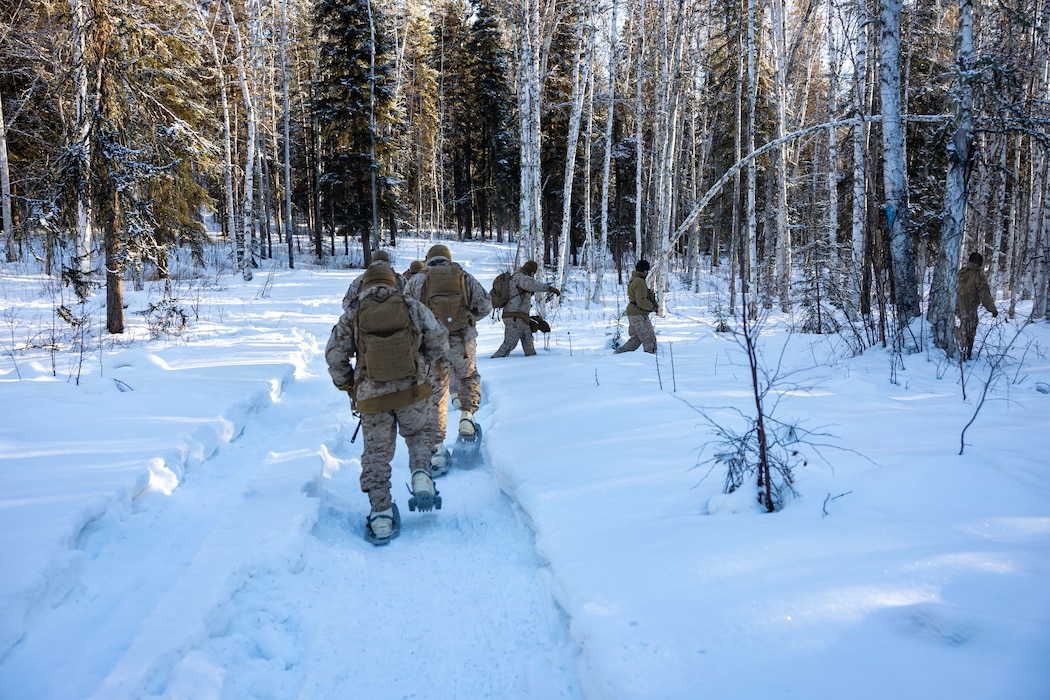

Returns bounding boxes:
[354,281,420,384]
[422,263,471,332]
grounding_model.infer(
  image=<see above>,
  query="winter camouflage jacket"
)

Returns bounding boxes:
[626,270,657,316]
[956,261,995,315]
[504,268,554,316]
[325,284,450,403]
[404,256,492,340]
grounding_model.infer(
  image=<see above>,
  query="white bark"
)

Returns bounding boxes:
[879,0,918,320]
[850,0,868,317]
[503,0,560,264]
[281,0,294,268]
[746,0,758,318]
[225,0,256,281]
[1031,146,1050,319]
[555,10,592,292]
[196,2,237,270]
[650,0,687,315]
[930,0,974,355]
[826,0,840,294]
[770,0,791,310]
[594,0,618,306]
[634,0,647,256]
[70,0,93,279]
[1,94,15,262]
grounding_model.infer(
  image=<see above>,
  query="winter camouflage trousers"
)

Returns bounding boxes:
[615,314,657,354]
[491,317,536,357]
[426,333,481,441]
[956,308,979,361]
[360,400,431,511]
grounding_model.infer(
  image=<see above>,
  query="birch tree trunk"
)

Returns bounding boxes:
[826,0,841,300]
[634,0,647,256]
[225,0,256,281]
[746,0,759,318]
[582,50,596,308]
[929,0,975,355]
[70,0,94,280]
[1,95,15,262]
[650,0,687,314]
[195,6,239,270]
[555,13,591,292]
[281,0,294,268]
[879,0,918,323]
[594,0,619,306]
[850,0,868,319]
[506,0,551,264]
[1031,11,1050,320]
[770,0,792,310]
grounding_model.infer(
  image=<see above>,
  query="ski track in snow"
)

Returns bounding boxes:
[0,332,583,699]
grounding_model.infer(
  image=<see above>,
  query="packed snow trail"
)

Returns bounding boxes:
[0,318,581,699]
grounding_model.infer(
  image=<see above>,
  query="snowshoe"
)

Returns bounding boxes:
[364,503,401,546]
[450,423,483,468]
[407,469,442,512]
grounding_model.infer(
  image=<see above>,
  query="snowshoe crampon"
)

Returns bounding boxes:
[407,469,442,512]
[450,424,483,468]
[364,503,401,546]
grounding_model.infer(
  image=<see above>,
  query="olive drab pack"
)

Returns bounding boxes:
[423,264,471,332]
[489,271,512,310]
[354,284,420,383]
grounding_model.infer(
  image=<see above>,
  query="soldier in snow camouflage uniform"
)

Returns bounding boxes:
[340,250,405,312]
[955,251,998,361]
[614,259,657,354]
[490,260,560,358]
[405,244,491,472]
[326,264,450,543]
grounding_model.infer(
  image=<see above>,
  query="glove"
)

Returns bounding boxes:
[992,310,999,317]
[549,286,561,296]
[336,381,353,396]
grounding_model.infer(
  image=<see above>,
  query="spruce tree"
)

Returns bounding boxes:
[313,0,400,256]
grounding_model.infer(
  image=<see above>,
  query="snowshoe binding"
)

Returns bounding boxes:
[450,422,483,468]
[407,469,442,512]
[364,503,401,546]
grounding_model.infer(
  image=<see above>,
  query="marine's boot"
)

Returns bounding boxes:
[407,469,441,512]
[450,391,461,410]
[430,443,451,478]
[365,504,400,545]
[459,410,476,437]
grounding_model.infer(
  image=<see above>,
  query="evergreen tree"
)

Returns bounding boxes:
[466,0,518,240]
[313,0,400,257]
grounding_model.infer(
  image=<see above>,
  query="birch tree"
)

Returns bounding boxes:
[929,0,975,355]
[224,0,257,281]
[1,93,14,262]
[879,0,918,324]
[194,1,239,270]
[69,0,94,285]
[593,0,619,306]
[849,0,869,318]
[554,2,593,292]
[502,0,561,263]
[770,0,792,310]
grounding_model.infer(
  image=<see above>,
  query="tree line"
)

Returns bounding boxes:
[1,0,1048,356]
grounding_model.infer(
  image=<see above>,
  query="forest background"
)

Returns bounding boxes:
[1,0,1049,355]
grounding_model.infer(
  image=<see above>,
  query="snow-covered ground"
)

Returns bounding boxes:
[1,238,1048,699]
